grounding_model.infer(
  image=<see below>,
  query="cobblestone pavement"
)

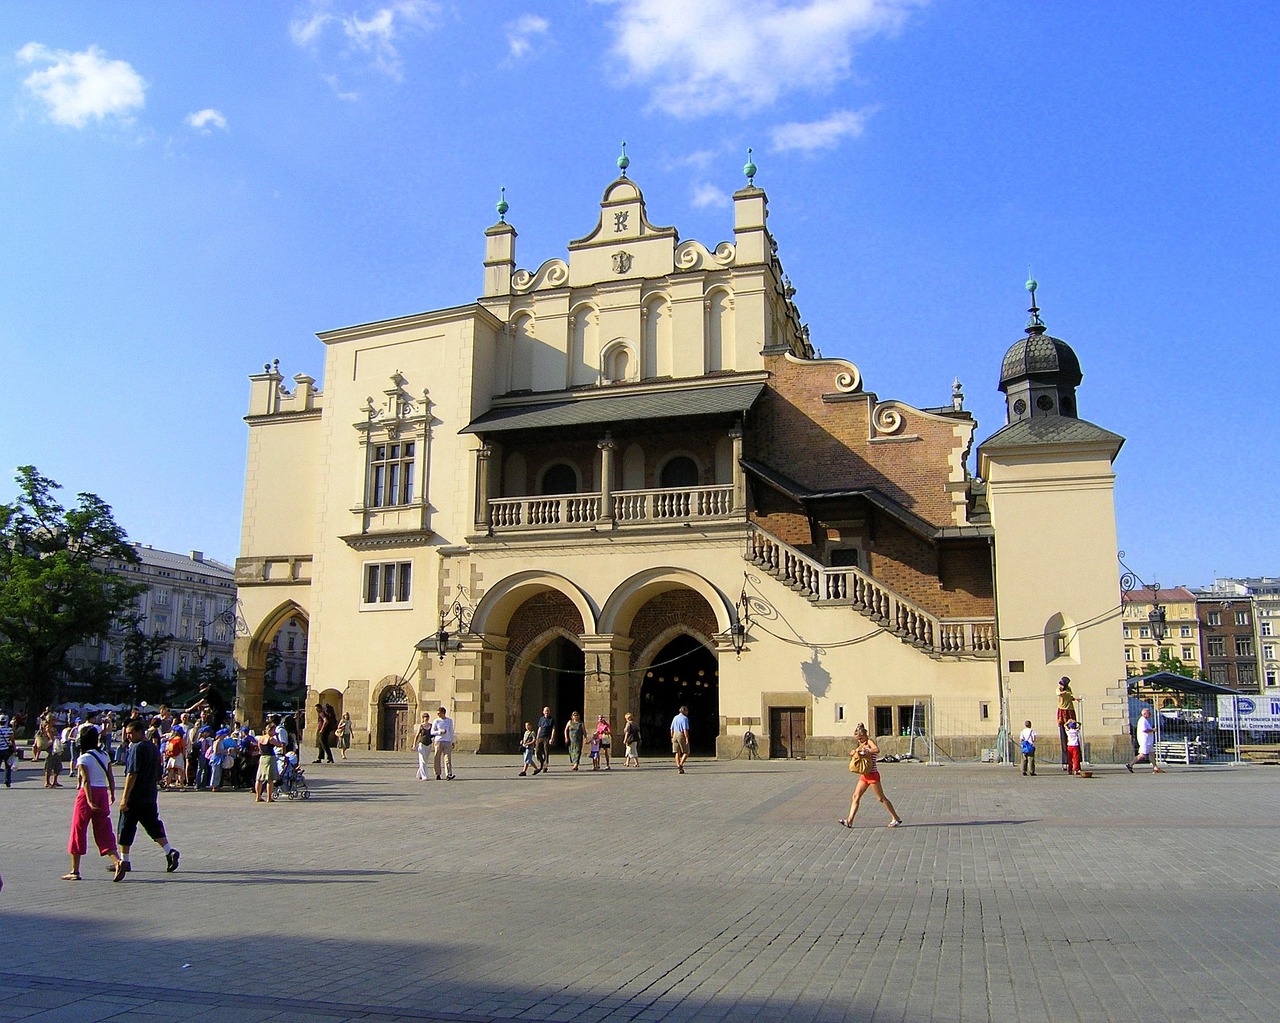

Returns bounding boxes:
[2,750,1279,1023]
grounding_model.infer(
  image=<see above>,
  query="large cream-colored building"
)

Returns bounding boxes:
[234,164,1131,760]
[1122,586,1200,677]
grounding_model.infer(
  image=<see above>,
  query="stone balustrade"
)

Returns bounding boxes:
[746,524,995,658]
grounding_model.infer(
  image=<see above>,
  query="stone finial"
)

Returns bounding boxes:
[744,147,757,185]
[617,140,630,177]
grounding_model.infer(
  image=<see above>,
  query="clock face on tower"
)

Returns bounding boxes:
[1037,395,1055,411]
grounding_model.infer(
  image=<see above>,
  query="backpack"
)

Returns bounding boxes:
[1020,738,1035,755]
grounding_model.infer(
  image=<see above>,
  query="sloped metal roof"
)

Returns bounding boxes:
[1127,671,1241,697]
[980,415,1124,450]
[462,380,765,434]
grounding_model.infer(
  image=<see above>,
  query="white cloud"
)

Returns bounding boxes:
[607,0,922,118]
[771,107,877,153]
[290,1,439,81]
[668,148,720,171]
[506,14,550,59]
[691,182,730,208]
[185,108,229,134]
[16,42,146,128]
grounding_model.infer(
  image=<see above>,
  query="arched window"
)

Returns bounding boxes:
[540,463,579,495]
[608,346,630,383]
[659,456,700,489]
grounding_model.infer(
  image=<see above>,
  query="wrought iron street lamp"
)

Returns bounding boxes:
[420,592,475,661]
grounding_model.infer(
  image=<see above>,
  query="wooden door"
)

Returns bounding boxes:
[379,684,410,751]
[769,707,806,759]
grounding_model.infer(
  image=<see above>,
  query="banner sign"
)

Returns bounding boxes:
[1216,695,1280,731]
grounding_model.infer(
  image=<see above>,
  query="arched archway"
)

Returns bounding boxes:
[639,633,719,757]
[471,573,594,746]
[516,632,585,734]
[235,599,310,728]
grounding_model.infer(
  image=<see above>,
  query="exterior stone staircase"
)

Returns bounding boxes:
[745,523,996,659]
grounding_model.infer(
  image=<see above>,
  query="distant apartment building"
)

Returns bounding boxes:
[1194,593,1260,691]
[1122,586,1199,676]
[1204,577,1278,691]
[67,544,237,681]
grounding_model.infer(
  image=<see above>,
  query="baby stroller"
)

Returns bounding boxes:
[276,750,310,800]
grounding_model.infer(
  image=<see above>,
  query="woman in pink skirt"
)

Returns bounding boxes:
[63,725,126,881]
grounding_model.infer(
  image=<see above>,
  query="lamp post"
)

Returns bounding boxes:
[420,592,474,661]
[1147,582,1168,647]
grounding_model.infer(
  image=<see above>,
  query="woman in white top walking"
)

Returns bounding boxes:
[64,725,126,881]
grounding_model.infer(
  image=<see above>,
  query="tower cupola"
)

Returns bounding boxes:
[998,277,1082,423]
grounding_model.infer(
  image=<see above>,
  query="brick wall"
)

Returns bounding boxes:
[506,590,585,661]
[630,590,719,664]
[749,353,969,529]
[866,518,993,619]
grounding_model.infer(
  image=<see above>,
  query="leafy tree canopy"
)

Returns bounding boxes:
[0,466,145,709]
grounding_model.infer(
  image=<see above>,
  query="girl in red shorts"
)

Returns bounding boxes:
[839,723,904,829]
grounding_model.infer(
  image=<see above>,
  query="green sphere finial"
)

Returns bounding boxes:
[617,140,630,177]
[744,147,757,185]
[1025,265,1037,293]
[496,185,509,222]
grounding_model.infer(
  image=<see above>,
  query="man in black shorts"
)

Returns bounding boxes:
[116,718,180,879]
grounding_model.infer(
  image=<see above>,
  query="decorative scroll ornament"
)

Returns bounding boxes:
[511,257,569,293]
[834,367,862,393]
[612,251,634,275]
[872,402,905,435]
[674,239,736,270]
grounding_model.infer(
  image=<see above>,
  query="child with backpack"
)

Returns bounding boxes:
[1018,720,1037,777]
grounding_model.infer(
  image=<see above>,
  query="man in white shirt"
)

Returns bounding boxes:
[430,706,456,780]
[1126,707,1164,773]
[670,706,691,775]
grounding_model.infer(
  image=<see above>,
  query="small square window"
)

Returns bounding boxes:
[363,561,412,607]
[979,701,991,721]
[1008,660,1024,673]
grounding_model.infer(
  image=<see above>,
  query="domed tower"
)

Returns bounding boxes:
[978,280,1128,761]
[998,277,1082,423]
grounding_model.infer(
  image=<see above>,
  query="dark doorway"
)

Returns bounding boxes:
[769,707,807,759]
[520,635,585,734]
[540,463,578,495]
[640,634,719,757]
[379,685,410,751]
[660,456,700,488]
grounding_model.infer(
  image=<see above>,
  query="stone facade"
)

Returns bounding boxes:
[234,166,1129,760]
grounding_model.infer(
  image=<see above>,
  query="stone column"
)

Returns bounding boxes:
[597,433,616,525]
[581,634,633,730]
[729,422,745,512]
[475,444,493,532]
[235,663,265,729]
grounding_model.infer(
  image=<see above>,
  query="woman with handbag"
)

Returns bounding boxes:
[839,723,904,829]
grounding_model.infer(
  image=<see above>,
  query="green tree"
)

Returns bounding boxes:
[0,466,145,710]
[1148,647,1205,680]
[120,612,170,706]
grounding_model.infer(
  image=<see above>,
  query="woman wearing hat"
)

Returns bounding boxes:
[1056,677,1077,772]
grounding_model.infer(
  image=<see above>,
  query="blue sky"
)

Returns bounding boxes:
[1,1,1275,589]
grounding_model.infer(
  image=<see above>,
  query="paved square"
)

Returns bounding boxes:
[2,751,1279,1023]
